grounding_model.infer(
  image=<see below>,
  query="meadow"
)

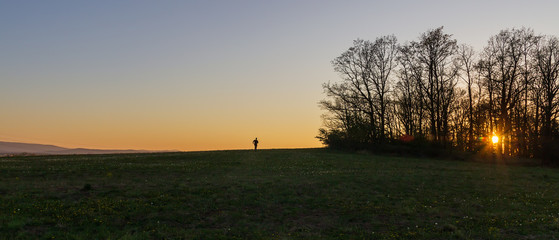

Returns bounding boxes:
[1,149,559,239]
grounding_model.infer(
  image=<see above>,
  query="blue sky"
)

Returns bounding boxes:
[2,0,559,150]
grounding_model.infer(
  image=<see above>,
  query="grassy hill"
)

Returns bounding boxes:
[1,149,559,239]
[0,141,152,156]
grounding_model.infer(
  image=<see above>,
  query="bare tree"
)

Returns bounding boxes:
[412,27,458,145]
[477,51,497,139]
[532,35,559,161]
[370,35,398,140]
[457,44,477,150]
[318,27,559,160]
[480,28,535,157]
[323,39,378,143]
[395,43,424,137]
[517,28,539,156]
[322,37,398,144]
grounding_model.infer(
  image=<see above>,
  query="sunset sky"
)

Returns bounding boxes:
[2,0,559,151]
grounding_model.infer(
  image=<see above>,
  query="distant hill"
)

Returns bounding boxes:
[0,141,154,156]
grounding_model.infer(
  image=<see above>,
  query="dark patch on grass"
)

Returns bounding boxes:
[81,184,92,192]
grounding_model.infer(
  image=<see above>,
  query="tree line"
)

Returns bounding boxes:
[318,27,559,163]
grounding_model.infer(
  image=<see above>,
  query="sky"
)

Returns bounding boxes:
[2,0,559,151]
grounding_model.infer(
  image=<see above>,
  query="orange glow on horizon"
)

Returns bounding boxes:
[1,106,323,151]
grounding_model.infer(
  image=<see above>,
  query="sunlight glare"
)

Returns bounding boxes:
[491,135,499,144]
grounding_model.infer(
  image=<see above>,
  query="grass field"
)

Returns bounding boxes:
[1,149,559,239]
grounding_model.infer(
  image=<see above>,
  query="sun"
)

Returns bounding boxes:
[491,135,499,144]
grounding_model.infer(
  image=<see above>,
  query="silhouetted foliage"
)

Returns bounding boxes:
[319,27,559,164]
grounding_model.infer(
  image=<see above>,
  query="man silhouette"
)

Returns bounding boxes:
[253,137,259,151]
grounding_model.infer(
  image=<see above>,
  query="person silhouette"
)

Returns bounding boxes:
[252,137,259,151]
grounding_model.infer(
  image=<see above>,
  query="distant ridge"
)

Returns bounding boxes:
[0,141,155,156]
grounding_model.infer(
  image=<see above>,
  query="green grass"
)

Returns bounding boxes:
[1,149,559,239]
